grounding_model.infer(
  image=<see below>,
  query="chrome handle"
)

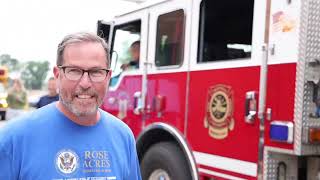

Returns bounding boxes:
[266,108,272,121]
[108,97,116,105]
[133,91,143,115]
[245,91,258,124]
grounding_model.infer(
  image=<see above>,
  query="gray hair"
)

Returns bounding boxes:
[56,32,110,67]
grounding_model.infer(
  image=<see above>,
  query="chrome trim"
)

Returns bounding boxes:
[137,122,199,180]
[295,0,320,155]
[264,146,297,180]
[257,43,269,180]
[184,0,194,136]
[258,44,268,119]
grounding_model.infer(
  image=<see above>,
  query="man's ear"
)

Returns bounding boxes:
[53,66,59,79]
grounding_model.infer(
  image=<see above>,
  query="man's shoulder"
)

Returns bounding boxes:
[38,95,48,102]
[0,114,36,149]
[101,111,127,127]
[0,104,57,155]
[1,104,57,136]
[38,95,59,106]
[100,110,133,135]
[39,95,52,100]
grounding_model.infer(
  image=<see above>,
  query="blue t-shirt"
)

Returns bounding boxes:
[36,95,59,108]
[0,103,141,180]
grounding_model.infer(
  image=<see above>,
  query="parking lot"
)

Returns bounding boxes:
[0,119,7,128]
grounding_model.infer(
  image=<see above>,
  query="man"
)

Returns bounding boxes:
[6,78,28,120]
[121,41,140,70]
[0,32,142,180]
[36,77,59,108]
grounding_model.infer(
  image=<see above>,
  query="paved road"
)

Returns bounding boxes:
[0,119,7,128]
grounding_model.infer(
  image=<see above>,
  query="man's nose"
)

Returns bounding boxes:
[78,72,92,89]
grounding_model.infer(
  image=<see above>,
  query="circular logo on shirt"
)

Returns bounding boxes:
[55,149,79,176]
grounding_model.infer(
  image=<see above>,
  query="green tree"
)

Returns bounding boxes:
[21,61,50,89]
[0,54,20,72]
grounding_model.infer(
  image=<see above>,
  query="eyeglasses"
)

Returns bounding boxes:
[58,66,110,82]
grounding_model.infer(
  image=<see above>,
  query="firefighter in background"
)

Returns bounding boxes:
[6,78,28,120]
[121,41,140,70]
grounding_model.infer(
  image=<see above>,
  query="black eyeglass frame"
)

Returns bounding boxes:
[58,65,111,82]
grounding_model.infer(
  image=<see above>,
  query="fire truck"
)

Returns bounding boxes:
[0,66,8,120]
[97,0,320,179]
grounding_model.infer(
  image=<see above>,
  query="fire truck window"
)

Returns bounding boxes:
[197,0,254,63]
[110,20,141,86]
[155,9,185,67]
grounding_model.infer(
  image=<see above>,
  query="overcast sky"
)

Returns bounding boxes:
[0,0,137,66]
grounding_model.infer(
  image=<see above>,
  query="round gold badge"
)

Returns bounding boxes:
[204,85,235,139]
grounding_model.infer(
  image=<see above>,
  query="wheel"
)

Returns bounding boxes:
[141,142,192,180]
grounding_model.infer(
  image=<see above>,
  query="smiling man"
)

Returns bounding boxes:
[0,32,142,180]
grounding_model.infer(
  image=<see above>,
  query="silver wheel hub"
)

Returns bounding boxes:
[148,169,171,180]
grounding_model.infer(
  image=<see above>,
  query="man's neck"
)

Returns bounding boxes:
[56,102,100,126]
[48,92,58,97]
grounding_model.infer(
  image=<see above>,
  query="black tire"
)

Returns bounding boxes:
[141,142,192,180]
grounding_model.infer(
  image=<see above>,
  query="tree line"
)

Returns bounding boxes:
[0,54,49,90]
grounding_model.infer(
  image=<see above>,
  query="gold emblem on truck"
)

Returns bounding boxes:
[204,84,234,139]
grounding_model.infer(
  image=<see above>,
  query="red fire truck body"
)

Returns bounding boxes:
[98,0,320,179]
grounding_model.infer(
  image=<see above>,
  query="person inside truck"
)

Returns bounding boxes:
[121,40,140,70]
[0,32,142,180]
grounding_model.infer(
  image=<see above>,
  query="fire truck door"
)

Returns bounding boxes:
[142,0,191,130]
[100,11,149,137]
[185,0,268,179]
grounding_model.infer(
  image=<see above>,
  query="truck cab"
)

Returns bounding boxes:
[98,0,320,179]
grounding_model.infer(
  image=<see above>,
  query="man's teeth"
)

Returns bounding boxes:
[77,95,92,99]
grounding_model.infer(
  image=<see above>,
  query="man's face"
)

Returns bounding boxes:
[54,42,110,117]
[130,44,140,62]
[48,79,57,96]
